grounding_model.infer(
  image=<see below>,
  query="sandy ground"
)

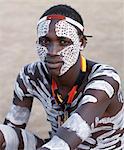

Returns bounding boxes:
[0,0,124,139]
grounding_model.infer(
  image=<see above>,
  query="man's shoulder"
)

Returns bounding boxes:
[90,63,119,76]
[24,61,42,69]
[91,63,117,72]
[20,61,48,78]
[88,62,121,85]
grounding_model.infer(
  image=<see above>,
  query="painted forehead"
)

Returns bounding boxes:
[37,15,84,39]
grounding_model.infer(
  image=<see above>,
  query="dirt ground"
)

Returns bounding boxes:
[0,0,123,139]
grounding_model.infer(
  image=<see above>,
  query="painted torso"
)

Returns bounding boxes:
[12,61,124,149]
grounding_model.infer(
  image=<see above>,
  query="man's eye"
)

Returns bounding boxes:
[60,40,66,44]
[41,39,46,45]
[39,38,50,45]
[60,40,72,46]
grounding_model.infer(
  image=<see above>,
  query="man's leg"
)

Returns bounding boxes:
[0,130,5,149]
[0,124,44,150]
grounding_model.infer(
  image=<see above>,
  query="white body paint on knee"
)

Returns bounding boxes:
[62,113,91,141]
[42,135,70,150]
[21,129,37,150]
[0,124,19,150]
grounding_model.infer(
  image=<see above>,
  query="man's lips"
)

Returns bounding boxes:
[45,61,63,69]
[45,55,64,69]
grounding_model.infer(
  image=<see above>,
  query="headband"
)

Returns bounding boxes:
[37,14,84,32]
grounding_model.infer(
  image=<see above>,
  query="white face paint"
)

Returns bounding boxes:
[37,20,51,38]
[36,19,82,76]
[36,43,48,62]
[55,20,82,75]
[36,20,50,62]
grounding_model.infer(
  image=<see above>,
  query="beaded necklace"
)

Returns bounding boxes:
[52,55,86,105]
[51,55,86,125]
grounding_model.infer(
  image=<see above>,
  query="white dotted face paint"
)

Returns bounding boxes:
[37,20,51,38]
[36,16,83,75]
[36,44,48,62]
[36,20,51,62]
[56,20,82,76]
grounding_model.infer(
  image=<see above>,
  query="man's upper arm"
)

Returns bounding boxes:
[42,65,121,149]
[4,65,34,129]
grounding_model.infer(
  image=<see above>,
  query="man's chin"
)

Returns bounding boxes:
[47,68,60,77]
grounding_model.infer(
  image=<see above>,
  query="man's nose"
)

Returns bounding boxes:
[47,43,59,55]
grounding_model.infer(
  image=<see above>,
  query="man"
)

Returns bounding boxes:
[0,4,124,150]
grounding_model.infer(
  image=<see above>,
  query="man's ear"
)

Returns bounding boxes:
[79,35,87,48]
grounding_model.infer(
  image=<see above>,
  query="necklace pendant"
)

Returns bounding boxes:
[58,116,62,127]
[57,111,69,127]
[64,111,69,122]
[56,93,63,104]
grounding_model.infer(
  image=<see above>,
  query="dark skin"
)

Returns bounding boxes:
[0,19,123,149]
[0,132,5,149]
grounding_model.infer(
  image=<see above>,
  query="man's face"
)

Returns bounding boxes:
[37,19,81,76]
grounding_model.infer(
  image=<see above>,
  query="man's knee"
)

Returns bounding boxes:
[0,124,37,150]
[0,124,19,149]
[0,129,5,148]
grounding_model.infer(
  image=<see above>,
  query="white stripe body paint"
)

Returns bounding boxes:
[10,62,124,149]
[0,124,19,150]
[6,104,30,125]
[42,135,70,150]
[14,82,25,100]
[88,105,124,149]
[14,67,33,100]
[88,64,121,84]
[78,95,98,107]
[78,144,90,149]
[62,113,91,141]
[84,80,114,98]
[21,129,37,150]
